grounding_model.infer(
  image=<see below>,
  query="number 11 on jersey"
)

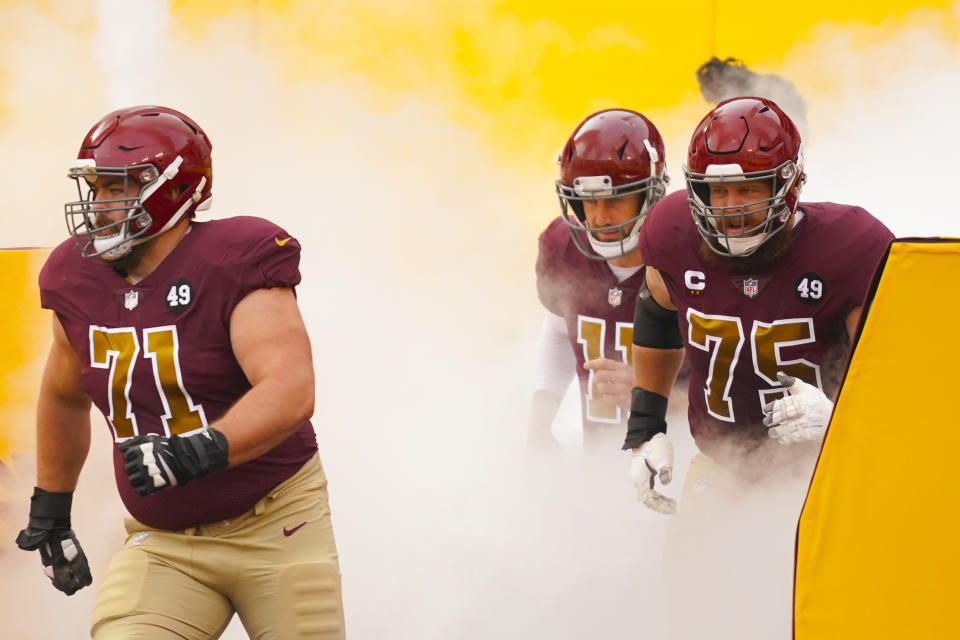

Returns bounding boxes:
[577,316,633,423]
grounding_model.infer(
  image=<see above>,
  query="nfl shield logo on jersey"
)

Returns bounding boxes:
[608,287,623,307]
[743,278,759,298]
[124,290,139,310]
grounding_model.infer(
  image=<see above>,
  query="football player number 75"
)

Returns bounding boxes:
[687,310,821,422]
[89,325,208,440]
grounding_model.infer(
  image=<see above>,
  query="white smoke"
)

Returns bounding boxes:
[776,12,960,239]
[94,0,170,109]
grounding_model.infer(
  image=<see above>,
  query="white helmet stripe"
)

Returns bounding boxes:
[643,138,659,164]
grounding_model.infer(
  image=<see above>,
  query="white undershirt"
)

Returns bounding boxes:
[533,311,577,395]
[606,262,643,283]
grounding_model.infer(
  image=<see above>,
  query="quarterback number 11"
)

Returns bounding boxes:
[577,316,633,423]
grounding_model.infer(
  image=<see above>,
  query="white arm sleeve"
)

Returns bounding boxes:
[533,311,577,396]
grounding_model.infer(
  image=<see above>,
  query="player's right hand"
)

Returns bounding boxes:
[583,358,635,411]
[630,433,677,515]
[15,487,92,596]
[118,427,229,497]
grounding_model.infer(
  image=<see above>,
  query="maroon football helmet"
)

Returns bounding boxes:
[556,109,668,260]
[65,105,213,259]
[684,96,805,257]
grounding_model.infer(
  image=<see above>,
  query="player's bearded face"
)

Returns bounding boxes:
[698,178,792,271]
[90,177,140,238]
[707,179,773,236]
[699,215,794,272]
[582,193,641,240]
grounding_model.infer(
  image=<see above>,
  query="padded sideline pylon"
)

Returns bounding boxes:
[0,248,51,543]
[795,239,960,638]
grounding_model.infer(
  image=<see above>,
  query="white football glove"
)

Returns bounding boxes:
[630,433,677,514]
[763,372,834,445]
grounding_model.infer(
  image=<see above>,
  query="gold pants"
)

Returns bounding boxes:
[91,454,345,640]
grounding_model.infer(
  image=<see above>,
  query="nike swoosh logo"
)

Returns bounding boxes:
[275,237,293,246]
[283,522,307,537]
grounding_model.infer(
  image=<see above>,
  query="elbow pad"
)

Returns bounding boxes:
[633,290,683,349]
[623,388,668,450]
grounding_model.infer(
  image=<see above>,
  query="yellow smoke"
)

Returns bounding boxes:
[163,0,960,164]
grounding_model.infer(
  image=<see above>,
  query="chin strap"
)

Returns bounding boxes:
[720,231,769,256]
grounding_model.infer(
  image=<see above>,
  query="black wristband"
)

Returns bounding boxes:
[28,487,74,531]
[622,388,668,450]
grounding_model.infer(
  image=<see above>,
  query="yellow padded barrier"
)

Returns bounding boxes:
[0,248,51,544]
[795,239,960,639]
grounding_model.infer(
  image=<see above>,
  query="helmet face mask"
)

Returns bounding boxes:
[684,97,805,258]
[66,162,158,260]
[686,159,800,257]
[556,109,668,261]
[556,174,665,260]
[64,106,213,260]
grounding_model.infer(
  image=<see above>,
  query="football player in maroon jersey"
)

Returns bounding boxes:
[626,95,892,509]
[15,106,345,639]
[626,96,893,637]
[529,109,668,453]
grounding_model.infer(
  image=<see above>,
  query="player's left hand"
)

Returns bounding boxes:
[763,372,834,445]
[118,428,230,496]
[583,358,634,411]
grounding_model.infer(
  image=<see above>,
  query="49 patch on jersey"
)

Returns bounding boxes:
[165,278,195,312]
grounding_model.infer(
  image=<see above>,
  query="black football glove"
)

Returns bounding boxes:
[118,428,229,497]
[15,487,92,596]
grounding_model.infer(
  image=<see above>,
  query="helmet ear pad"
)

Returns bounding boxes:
[570,199,586,223]
[692,182,711,209]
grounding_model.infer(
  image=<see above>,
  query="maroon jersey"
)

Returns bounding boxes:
[536,217,645,430]
[638,190,893,458]
[39,217,319,530]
